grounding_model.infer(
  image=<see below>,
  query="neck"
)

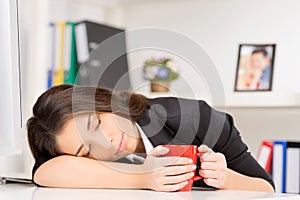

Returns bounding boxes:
[135,138,146,153]
[133,124,146,154]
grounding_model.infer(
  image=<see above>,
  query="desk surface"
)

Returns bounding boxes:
[0,184,299,200]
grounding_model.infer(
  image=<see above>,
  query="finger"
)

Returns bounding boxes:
[198,145,214,156]
[161,181,189,192]
[161,156,194,166]
[201,152,226,164]
[149,145,169,157]
[200,161,219,170]
[164,172,194,185]
[199,169,217,178]
[203,178,220,188]
[200,152,218,162]
[164,164,196,176]
[143,156,194,172]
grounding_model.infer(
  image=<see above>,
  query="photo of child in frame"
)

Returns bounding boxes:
[234,44,276,91]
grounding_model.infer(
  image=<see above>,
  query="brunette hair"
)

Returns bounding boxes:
[27,84,147,160]
[252,48,268,57]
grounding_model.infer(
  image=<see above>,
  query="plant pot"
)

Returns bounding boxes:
[150,81,170,92]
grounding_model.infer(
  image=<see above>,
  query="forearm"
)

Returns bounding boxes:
[223,168,274,192]
[34,155,146,189]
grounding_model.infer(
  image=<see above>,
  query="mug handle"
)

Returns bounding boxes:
[192,152,202,181]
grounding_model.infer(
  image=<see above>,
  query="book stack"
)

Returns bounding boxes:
[47,22,78,88]
[47,20,131,90]
[257,140,300,194]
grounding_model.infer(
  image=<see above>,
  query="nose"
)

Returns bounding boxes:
[97,124,118,149]
[102,131,113,143]
[103,132,118,149]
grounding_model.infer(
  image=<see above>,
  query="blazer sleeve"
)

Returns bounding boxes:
[196,101,275,190]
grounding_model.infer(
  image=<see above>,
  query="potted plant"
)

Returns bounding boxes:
[143,56,179,92]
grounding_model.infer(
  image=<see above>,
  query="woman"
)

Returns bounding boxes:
[27,84,274,192]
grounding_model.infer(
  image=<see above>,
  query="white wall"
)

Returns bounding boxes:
[227,107,300,155]
[120,0,300,154]
[122,0,300,95]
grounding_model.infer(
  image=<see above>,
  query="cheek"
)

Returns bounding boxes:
[99,124,122,144]
[123,133,137,153]
[111,116,137,136]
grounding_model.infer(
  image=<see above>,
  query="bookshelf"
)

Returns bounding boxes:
[224,93,300,108]
[140,92,300,108]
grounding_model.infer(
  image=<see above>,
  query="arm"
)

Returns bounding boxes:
[198,145,274,192]
[225,168,274,192]
[194,101,275,192]
[34,155,142,189]
[34,147,196,191]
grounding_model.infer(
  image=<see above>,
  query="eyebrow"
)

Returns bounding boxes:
[75,144,84,156]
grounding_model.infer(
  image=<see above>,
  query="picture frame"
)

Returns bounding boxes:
[234,44,276,91]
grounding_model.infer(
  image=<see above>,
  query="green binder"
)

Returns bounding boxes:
[64,22,78,84]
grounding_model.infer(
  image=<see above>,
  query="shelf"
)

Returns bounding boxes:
[139,91,300,108]
[224,93,300,108]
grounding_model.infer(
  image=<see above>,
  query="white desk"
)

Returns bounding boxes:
[0,184,299,200]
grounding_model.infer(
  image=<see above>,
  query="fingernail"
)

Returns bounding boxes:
[184,181,188,185]
[188,159,193,164]
[192,165,196,170]
[190,172,194,177]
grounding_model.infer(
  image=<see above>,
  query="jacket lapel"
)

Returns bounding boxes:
[137,106,174,147]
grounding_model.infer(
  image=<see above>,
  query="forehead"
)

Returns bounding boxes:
[56,115,88,155]
[252,52,265,58]
[56,113,114,155]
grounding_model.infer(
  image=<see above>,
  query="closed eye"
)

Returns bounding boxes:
[85,144,91,158]
[95,118,101,131]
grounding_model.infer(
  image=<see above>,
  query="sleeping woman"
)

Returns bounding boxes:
[27,84,274,192]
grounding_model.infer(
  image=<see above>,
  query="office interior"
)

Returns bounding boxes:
[1,0,300,195]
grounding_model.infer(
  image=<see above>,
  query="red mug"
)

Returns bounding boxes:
[161,144,202,192]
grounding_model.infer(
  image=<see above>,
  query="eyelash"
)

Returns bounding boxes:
[95,118,101,131]
[85,144,91,158]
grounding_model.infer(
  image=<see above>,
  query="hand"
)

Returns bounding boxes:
[141,145,196,192]
[198,145,228,189]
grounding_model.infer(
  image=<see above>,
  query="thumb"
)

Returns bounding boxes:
[198,144,214,156]
[149,145,169,157]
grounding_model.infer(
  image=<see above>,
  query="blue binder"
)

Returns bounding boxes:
[272,141,287,193]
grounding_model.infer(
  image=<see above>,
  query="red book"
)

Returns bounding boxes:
[256,140,273,174]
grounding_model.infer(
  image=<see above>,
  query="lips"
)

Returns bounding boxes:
[115,132,125,155]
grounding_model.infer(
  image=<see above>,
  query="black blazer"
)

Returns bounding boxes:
[33,97,274,189]
[137,97,274,189]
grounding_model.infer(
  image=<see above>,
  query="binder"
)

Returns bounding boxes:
[272,141,287,193]
[63,22,72,83]
[47,22,55,88]
[285,142,300,194]
[64,22,78,84]
[256,140,273,174]
[75,20,131,90]
[53,22,65,85]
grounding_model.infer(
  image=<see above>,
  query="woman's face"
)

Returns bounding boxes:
[56,112,141,161]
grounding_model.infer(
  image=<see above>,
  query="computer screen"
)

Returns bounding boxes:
[0,0,23,156]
